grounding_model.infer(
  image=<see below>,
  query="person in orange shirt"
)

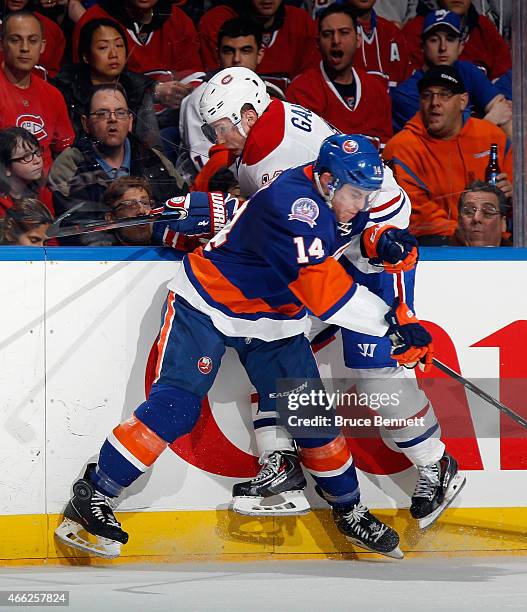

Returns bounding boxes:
[383,65,512,245]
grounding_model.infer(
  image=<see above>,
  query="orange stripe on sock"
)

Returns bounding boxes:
[299,436,351,473]
[154,291,176,383]
[113,416,167,466]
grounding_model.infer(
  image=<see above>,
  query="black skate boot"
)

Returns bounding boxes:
[410,451,466,529]
[231,450,310,516]
[55,464,128,558]
[333,502,403,559]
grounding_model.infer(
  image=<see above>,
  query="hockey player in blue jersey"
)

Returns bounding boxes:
[197,68,465,526]
[55,134,435,560]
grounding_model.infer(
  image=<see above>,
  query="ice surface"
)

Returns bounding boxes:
[1,557,526,611]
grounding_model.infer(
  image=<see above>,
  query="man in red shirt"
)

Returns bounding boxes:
[199,0,320,93]
[402,0,511,80]
[0,11,74,173]
[346,0,411,87]
[0,0,65,77]
[287,4,392,146]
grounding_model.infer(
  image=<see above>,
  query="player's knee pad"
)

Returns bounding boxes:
[134,383,202,443]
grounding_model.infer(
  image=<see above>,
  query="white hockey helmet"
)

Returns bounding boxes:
[199,67,271,127]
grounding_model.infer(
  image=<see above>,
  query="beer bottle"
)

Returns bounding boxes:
[485,143,500,185]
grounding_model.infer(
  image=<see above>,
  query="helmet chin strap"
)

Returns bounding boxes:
[236,121,248,139]
[313,171,335,207]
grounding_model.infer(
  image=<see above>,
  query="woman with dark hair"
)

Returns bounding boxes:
[51,17,162,150]
[0,197,53,246]
[0,127,54,217]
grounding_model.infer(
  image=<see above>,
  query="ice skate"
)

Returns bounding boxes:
[231,451,310,516]
[411,452,466,529]
[55,464,128,559]
[333,502,403,559]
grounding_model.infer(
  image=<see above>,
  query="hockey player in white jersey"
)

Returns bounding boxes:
[198,67,465,528]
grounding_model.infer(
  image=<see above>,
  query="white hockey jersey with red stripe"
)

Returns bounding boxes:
[237,99,337,198]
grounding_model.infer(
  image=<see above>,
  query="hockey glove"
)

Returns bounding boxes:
[385,301,433,372]
[361,224,418,273]
[152,192,239,243]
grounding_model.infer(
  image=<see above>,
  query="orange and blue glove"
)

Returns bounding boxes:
[385,300,433,372]
[361,224,418,273]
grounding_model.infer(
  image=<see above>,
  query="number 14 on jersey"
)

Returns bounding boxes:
[294,237,325,264]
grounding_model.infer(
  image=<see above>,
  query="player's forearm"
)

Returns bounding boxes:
[322,284,390,337]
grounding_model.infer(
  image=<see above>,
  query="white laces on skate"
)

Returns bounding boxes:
[252,452,282,483]
[413,464,440,500]
[342,503,388,543]
[91,491,121,528]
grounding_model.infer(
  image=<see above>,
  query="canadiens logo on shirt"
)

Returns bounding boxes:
[288,198,319,227]
[344,96,356,111]
[16,114,47,140]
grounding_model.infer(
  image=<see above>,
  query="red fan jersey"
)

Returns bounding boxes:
[402,14,511,80]
[0,186,54,218]
[353,11,411,87]
[72,3,203,80]
[287,64,393,146]
[198,4,320,90]
[0,70,74,174]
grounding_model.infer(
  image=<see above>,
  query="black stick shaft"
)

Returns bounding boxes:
[432,358,527,430]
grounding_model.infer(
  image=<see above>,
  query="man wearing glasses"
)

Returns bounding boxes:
[391,10,511,136]
[48,83,185,245]
[383,65,512,245]
[451,180,511,247]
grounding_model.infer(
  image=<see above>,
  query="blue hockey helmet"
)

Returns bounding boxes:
[313,134,384,202]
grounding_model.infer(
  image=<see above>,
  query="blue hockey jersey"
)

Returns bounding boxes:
[170,164,391,341]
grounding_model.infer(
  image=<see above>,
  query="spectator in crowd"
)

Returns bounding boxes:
[72,0,204,111]
[0,0,65,76]
[383,65,512,244]
[286,4,393,146]
[48,83,186,246]
[51,18,161,150]
[451,180,511,246]
[0,196,52,245]
[403,0,511,80]
[309,0,419,24]
[341,0,412,87]
[0,12,74,174]
[0,127,53,215]
[198,0,320,92]
[178,17,274,188]
[412,1,512,40]
[391,10,511,136]
[101,175,154,246]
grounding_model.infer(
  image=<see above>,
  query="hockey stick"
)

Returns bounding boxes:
[46,207,189,240]
[432,357,527,430]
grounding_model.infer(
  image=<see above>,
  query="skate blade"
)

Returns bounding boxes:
[345,536,404,560]
[232,490,311,516]
[418,473,466,530]
[55,518,122,559]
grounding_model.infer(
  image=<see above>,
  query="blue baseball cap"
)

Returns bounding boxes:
[422,10,463,39]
